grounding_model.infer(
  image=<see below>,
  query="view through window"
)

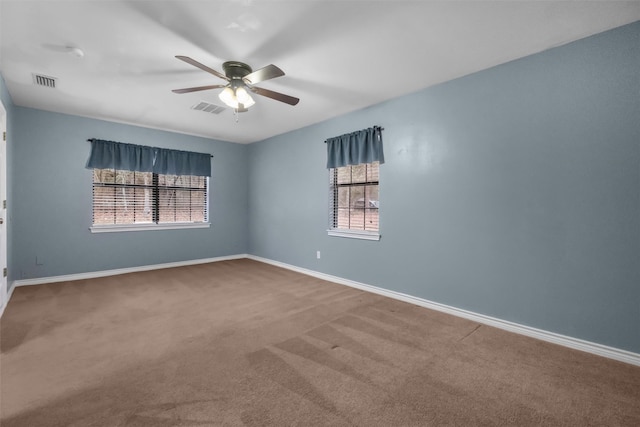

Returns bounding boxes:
[92,168,208,226]
[329,161,379,233]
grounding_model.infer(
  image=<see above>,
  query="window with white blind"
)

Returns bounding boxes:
[91,168,209,232]
[329,161,380,240]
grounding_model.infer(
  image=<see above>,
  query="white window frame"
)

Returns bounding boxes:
[327,162,381,241]
[90,169,210,233]
[90,222,210,233]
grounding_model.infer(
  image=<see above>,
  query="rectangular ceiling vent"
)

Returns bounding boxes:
[191,101,226,115]
[32,73,57,88]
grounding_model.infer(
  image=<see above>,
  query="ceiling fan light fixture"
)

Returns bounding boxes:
[218,86,236,108]
[218,84,255,110]
[235,86,253,105]
[241,96,256,109]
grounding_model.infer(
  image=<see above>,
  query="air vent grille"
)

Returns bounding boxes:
[32,73,57,88]
[191,101,226,115]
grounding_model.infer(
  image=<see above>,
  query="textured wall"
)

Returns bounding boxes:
[248,22,640,353]
[11,108,249,280]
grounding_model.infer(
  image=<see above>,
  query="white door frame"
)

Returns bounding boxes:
[0,100,7,314]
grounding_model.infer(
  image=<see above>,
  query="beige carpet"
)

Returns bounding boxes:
[1,259,639,426]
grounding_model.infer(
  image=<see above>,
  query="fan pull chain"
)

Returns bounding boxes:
[233,109,239,123]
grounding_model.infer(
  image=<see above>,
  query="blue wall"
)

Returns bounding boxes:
[248,22,640,353]
[11,108,249,280]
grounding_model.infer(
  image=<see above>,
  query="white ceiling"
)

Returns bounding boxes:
[1,1,639,144]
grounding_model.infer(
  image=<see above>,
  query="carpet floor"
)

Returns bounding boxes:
[1,259,639,426]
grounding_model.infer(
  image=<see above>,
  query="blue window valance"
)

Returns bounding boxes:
[326,126,384,169]
[86,139,212,177]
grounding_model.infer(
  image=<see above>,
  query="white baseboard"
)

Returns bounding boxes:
[247,255,640,367]
[11,254,248,288]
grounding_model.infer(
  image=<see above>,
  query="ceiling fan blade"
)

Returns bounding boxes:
[172,84,227,94]
[243,64,285,85]
[250,86,299,106]
[175,56,229,81]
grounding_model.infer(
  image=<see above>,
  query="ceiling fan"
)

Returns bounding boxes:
[171,56,299,113]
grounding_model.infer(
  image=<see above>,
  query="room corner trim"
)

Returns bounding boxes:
[11,254,249,288]
[0,282,16,318]
[246,254,640,367]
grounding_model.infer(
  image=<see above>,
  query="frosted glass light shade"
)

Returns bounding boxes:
[219,87,238,108]
[219,85,255,109]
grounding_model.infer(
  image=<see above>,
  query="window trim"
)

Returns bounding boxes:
[90,222,210,233]
[327,228,380,241]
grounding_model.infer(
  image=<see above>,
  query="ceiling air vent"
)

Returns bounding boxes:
[32,73,57,88]
[191,101,226,115]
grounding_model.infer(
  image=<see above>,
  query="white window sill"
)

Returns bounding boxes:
[327,229,381,241]
[90,223,210,233]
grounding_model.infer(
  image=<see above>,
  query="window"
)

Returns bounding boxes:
[91,168,208,232]
[86,138,211,233]
[329,161,380,240]
[325,126,384,240]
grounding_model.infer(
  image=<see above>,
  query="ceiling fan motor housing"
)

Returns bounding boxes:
[222,61,253,80]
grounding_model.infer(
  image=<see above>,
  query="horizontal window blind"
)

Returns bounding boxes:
[92,168,208,226]
[157,174,207,224]
[329,161,379,232]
